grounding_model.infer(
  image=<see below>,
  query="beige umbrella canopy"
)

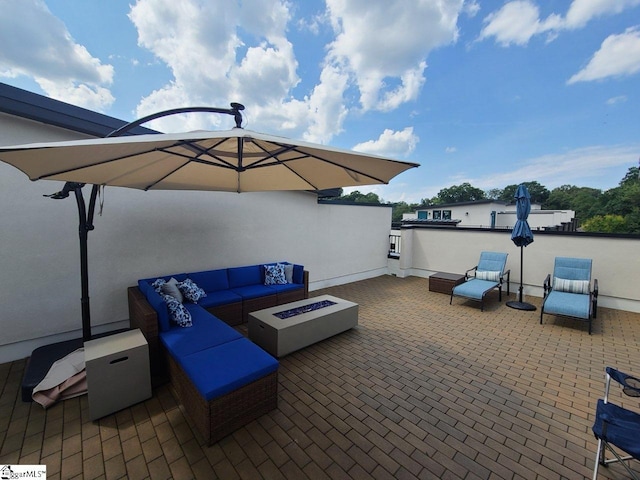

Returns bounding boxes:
[0,108,418,342]
[0,128,419,193]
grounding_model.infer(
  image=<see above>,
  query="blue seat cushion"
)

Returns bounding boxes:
[452,279,499,300]
[231,284,277,300]
[188,269,229,293]
[228,265,262,288]
[159,304,243,357]
[197,289,243,309]
[179,338,279,400]
[543,290,591,319]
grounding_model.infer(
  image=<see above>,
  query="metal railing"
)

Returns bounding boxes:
[389,234,401,258]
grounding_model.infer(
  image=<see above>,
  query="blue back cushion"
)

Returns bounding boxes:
[554,257,592,281]
[228,265,262,288]
[189,269,229,293]
[293,264,304,284]
[477,252,507,273]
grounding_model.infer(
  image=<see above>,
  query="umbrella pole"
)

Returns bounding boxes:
[507,245,536,311]
[519,245,523,303]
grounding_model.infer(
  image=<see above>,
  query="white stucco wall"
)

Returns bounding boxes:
[0,115,392,362]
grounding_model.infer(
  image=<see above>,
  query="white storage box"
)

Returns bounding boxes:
[84,329,152,420]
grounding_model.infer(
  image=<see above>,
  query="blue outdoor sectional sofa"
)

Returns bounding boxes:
[127,261,309,444]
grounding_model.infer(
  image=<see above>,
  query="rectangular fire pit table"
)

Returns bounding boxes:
[248,294,358,357]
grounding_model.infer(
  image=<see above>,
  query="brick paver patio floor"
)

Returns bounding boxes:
[2,275,640,479]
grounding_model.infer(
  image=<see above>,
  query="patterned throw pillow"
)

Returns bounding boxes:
[151,278,166,293]
[553,277,590,294]
[475,270,501,282]
[264,264,287,285]
[178,278,207,303]
[162,294,192,327]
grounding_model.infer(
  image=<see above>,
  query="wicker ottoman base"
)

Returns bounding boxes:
[429,272,465,294]
[167,352,278,445]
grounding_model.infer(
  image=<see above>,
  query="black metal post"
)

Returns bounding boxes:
[506,245,536,311]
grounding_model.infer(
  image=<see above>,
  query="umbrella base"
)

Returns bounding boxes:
[506,301,537,311]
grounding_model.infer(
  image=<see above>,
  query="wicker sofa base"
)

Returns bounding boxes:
[167,352,278,445]
[206,301,243,326]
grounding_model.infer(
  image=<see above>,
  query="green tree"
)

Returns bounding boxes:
[435,183,485,204]
[390,201,416,223]
[500,181,549,204]
[545,185,604,224]
[582,214,628,233]
[338,190,382,204]
[485,188,502,200]
[601,166,640,233]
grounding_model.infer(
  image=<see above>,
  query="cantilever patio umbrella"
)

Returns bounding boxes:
[0,105,419,341]
[506,184,536,311]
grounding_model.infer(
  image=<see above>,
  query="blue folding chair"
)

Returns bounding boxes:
[541,256,598,334]
[450,251,510,311]
[593,367,640,479]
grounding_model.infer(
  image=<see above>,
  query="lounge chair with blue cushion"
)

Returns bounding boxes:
[540,256,598,334]
[592,367,640,479]
[450,251,510,311]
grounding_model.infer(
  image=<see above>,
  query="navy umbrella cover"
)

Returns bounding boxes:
[511,184,534,247]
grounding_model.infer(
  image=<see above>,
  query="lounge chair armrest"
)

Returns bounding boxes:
[464,265,478,279]
[501,269,510,283]
[543,274,551,295]
[593,278,598,297]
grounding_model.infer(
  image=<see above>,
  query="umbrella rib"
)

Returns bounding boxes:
[173,139,239,170]
[249,141,391,186]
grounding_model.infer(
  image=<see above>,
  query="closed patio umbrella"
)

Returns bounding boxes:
[506,184,536,311]
[0,104,419,340]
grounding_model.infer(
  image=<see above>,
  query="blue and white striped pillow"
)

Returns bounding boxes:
[476,270,501,282]
[553,277,590,294]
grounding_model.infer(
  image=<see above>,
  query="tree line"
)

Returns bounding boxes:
[327,166,640,234]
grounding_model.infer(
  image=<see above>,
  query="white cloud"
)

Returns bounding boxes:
[479,0,640,46]
[129,0,302,133]
[129,0,467,142]
[478,1,561,46]
[463,1,481,18]
[470,145,639,190]
[568,28,640,84]
[565,0,640,29]
[606,95,628,105]
[0,0,114,111]
[445,146,457,153]
[324,0,463,111]
[352,127,419,158]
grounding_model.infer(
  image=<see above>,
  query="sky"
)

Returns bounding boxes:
[1,0,639,203]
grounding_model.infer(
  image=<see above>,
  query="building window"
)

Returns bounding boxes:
[433,210,441,219]
[443,210,451,220]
